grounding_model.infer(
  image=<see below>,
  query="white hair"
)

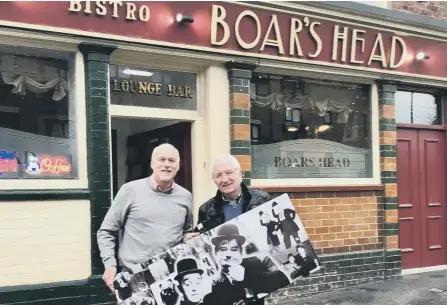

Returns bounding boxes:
[151,143,179,160]
[212,154,241,172]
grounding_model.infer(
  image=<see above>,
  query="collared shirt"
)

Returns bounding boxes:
[149,174,174,194]
[222,192,243,221]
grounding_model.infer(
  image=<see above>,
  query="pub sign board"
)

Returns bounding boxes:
[252,139,371,179]
[112,194,321,305]
[109,65,197,111]
[0,2,446,78]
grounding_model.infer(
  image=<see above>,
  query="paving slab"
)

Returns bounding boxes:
[276,270,447,305]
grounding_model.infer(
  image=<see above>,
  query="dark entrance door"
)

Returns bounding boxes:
[112,121,192,197]
[397,128,447,269]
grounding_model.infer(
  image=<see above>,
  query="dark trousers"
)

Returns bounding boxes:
[281,220,300,249]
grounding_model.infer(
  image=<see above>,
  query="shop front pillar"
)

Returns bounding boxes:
[377,81,401,279]
[78,43,116,279]
[224,61,256,186]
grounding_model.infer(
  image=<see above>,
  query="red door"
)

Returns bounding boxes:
[397,128,447,269]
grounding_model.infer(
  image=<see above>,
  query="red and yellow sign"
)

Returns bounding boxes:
[39,155,72,175]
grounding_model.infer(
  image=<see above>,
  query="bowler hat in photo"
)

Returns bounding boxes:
[211,223,246,247]
[174,258,204,282]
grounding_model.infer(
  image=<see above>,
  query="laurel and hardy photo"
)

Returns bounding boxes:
[114,193,322,305]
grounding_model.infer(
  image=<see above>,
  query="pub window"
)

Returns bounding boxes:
[395,90,442,125]
[250,73,372,179]
[0,51,77,179]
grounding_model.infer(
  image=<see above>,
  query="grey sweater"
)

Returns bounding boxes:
[97,177,193,271]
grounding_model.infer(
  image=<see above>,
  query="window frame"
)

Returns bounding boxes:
[0,46,88,190]
[395,86,445,126]
[250,78,381,187]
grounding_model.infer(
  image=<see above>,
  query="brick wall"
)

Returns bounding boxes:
[226,62,253,186]
[289,191,382,255]
[392,1,447,20]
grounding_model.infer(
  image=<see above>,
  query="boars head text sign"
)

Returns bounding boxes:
[251,139,371,179]
[0,2,446,77]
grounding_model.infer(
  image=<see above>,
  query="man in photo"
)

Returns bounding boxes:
[174,258,207,305]
[202,224,290,305]
[259,211,281,250]
[272,202,301,249]
[196,154,273,305]
[97,143,199,292]
[160,279,178,305]
[292,243,319,278]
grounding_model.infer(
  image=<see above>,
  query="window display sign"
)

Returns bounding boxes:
[24,152,72,177]
[0,150,73,179]
[0,151,19,178]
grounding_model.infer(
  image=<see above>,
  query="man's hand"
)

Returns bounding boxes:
[184,232,200,241]
[224,263,245,282]
[103,265,117,292]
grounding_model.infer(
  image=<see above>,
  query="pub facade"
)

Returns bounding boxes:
[0,1,446,304]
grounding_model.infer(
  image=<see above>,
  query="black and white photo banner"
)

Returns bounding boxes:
[113,193,322,305]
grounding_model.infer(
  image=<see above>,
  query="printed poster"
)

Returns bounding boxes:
[113,193,322,305]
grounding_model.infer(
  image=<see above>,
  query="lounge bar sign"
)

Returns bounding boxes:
[0,2,445,77]
[111,79,194,99]
[109,65,197,110]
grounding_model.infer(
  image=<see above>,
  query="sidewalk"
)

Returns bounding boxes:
[278,270,447,305]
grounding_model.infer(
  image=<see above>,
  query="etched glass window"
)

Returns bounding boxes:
[250,74,372,179]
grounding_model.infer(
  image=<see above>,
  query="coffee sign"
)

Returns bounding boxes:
[252,139,371,179]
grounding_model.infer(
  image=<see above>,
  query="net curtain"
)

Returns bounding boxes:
[249,81,367,124]
[0,53,68,101]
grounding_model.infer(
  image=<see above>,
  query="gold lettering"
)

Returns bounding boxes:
[111,79,121,92]
[235,10,261,49]
[95,0,107,16]
[139,5,150,22]
[121,80,129,92]
[68,1,82,12]
[332,25,348,62]
[110,1,122,18]
[184,86,193,98]
[176,86,184,97]
[126,2,137,20]
[390,36,407,69]
[350,29,366,64]
[210,5,230,46]
[129,81,138,93]
[148,83,156,94]
[138,82,148,94]
[289,18,303,57]
[260,15,284,54]
[167,85,176,96]
[155,83,162,95]
[309,22,322,58]
[368,33,387,68]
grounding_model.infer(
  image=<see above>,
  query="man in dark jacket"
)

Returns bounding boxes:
[196,154,273,305]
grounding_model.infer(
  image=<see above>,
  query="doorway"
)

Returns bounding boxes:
[111,117,192,198]
[397,128,447,269]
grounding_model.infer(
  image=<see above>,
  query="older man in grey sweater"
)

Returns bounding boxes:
[97,143,198,291]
